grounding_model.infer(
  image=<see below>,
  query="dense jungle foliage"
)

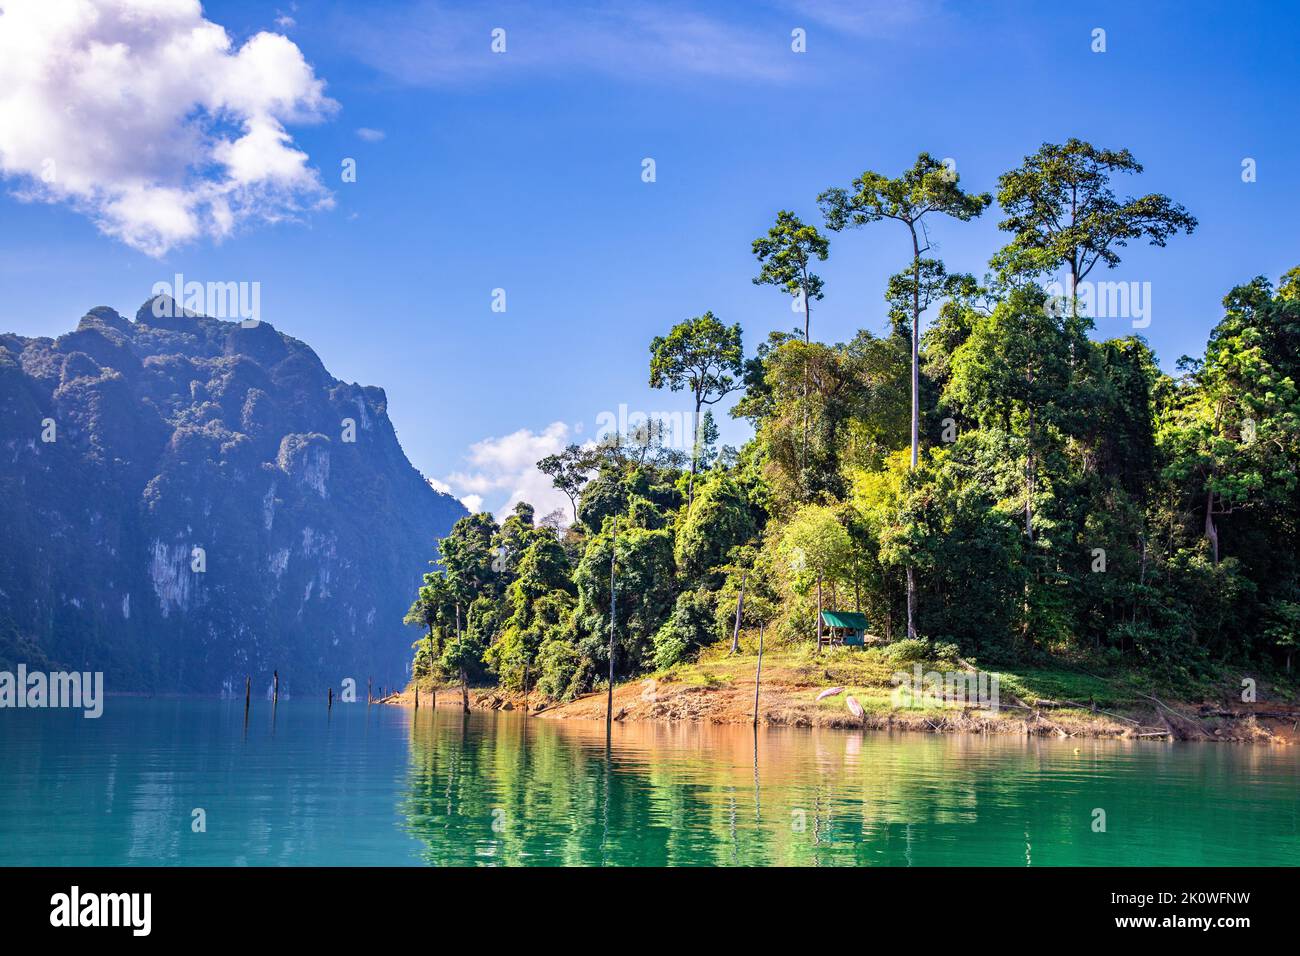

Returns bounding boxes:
[407,140,1300,699]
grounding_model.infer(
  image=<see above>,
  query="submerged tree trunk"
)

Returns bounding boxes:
[730,570,747,654]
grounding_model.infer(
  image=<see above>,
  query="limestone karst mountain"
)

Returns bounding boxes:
[0,298,465,693]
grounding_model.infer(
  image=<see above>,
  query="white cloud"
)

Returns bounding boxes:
[0,0,337,256]
[340,1,797,87]
[356,127,386,142]
[442,421,574,521]
[781,0,942,37]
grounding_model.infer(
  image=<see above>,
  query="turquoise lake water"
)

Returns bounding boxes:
[1,697,1296,866]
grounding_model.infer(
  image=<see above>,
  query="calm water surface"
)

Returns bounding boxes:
[1,698,1296,866]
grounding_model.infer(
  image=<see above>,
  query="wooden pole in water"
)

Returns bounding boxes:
[415,685,419,710]
[753,622,764,727]
[244,675,251,719]
[328,686,333,711]
[367,677,372,705]
[273,670,279,705]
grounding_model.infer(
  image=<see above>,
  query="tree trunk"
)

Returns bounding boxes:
[456,602,469,712]
[607,515,618,735]
[1025,408,1035,542]
[730,570,747,654]
[905,567,917,640]
[816,573,824,651]
[802,267,812,343]
[905,225,921,640]
[1204,488,1219,565]
[910,235,921,469]
[687,399,702,507]
[801,278,811,493]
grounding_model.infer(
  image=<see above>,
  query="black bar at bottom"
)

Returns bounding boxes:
[0,866,1284,940]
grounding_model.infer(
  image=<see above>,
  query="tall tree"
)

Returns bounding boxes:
[649,312,744,506]
[819,152,991,637]
[992,139,1196,541]
[538,443,594,524]
[992,138,1197,316]
[752,210,830,343]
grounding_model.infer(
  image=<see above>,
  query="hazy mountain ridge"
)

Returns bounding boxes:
[0,298,465,693]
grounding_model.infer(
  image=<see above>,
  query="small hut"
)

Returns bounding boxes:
[820,611,869,647]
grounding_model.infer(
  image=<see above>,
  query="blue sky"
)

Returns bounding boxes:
[2,0,1297,517]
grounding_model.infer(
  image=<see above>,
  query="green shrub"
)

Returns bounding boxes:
[932,640,961,665]
[884,637,930,665]
[652,588,719,669]
[536,637,587,701]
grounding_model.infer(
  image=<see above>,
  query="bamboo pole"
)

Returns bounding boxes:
[328,686,333,711]
[753,623,765,727]
[244,675,250,721]
[273,670,279,705]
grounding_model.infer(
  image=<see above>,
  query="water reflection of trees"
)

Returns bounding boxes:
[398,713,1300,866]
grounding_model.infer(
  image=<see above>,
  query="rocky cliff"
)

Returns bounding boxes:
[0,299,465,694]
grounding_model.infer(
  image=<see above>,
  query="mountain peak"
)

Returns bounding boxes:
[0,304,467,691]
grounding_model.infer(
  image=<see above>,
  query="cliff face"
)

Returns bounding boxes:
[0,299,465,694]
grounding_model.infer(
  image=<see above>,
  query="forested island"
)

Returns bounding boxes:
[402,140,1300,738]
